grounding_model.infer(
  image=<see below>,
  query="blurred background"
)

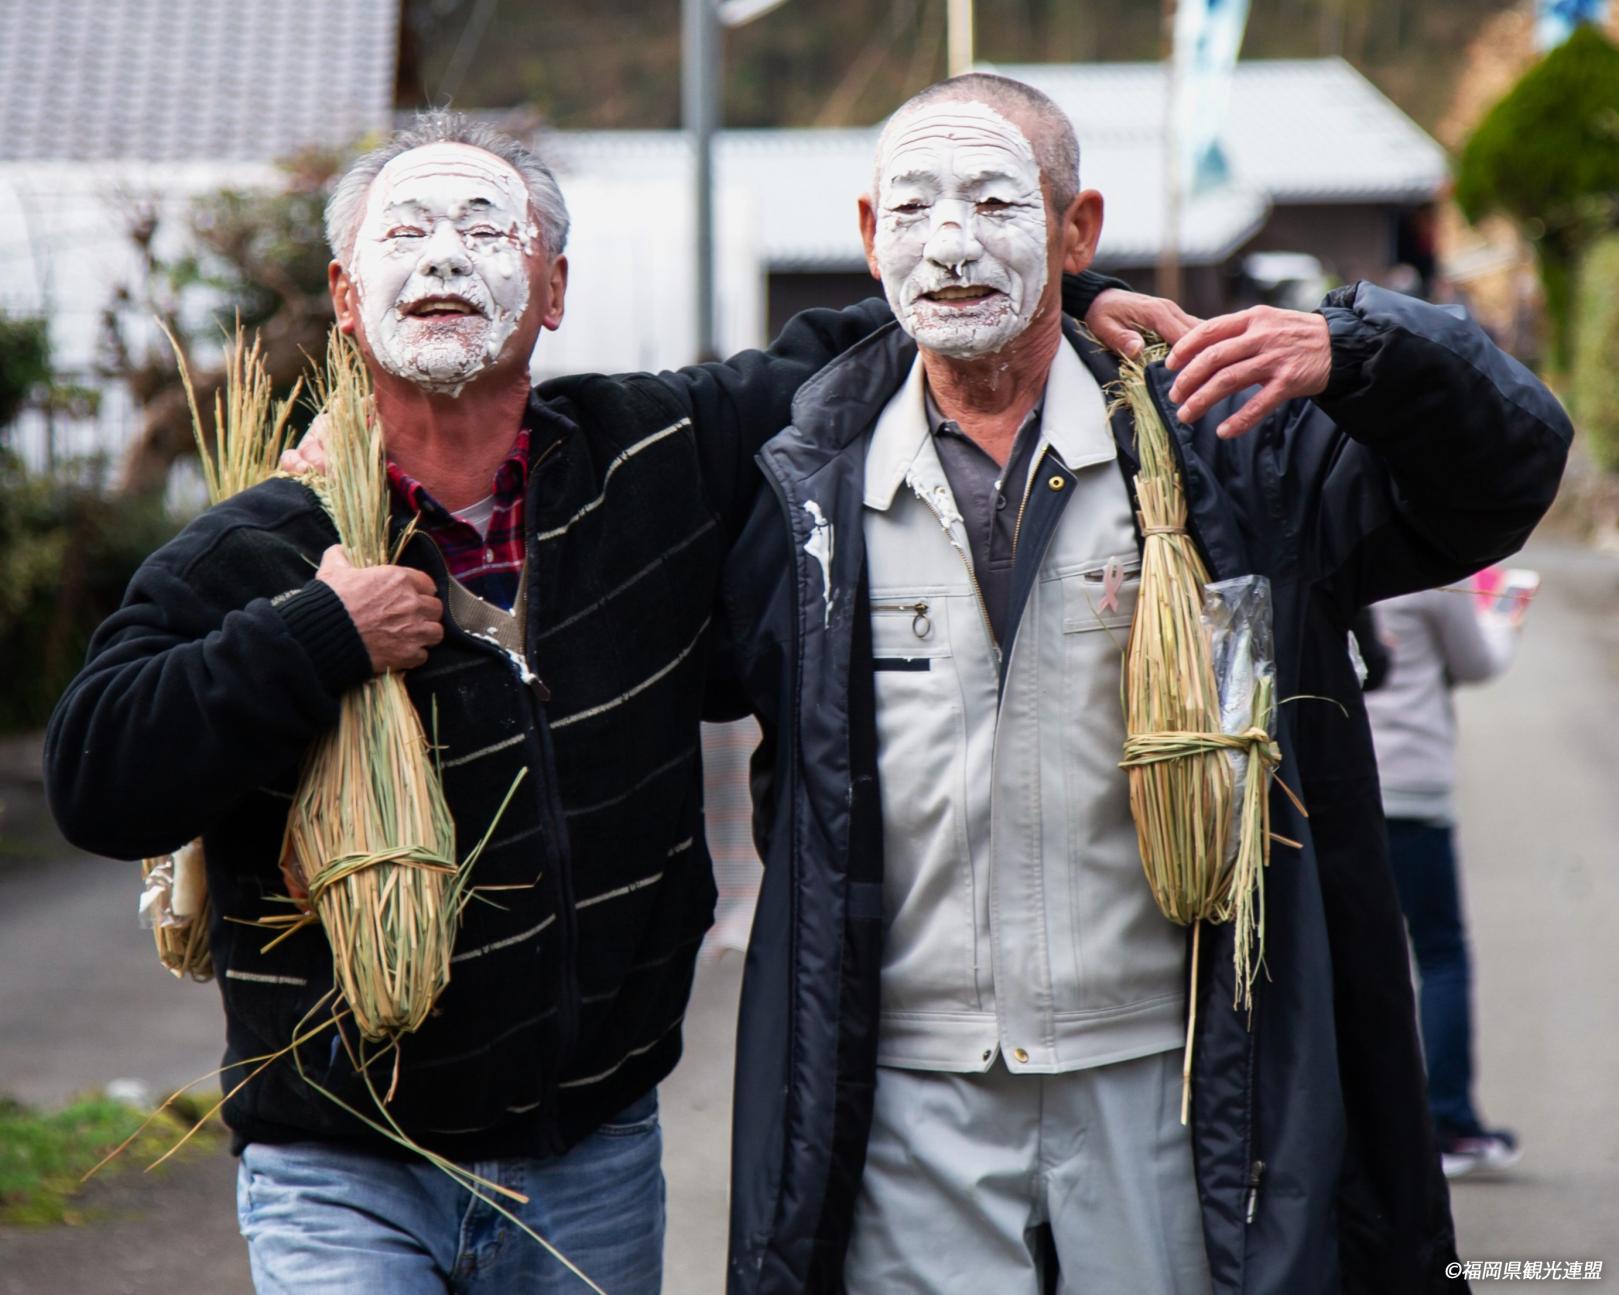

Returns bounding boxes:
[1,1,1616,1291]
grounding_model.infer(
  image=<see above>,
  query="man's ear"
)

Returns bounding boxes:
[329,261,359,334]
[1061,190,1104,276]
[542,255,568,331]
[857,195,883,282]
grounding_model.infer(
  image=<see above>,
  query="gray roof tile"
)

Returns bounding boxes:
[0,0,398,162]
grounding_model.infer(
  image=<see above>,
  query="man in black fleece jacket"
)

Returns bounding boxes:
[44,111,1176,1293]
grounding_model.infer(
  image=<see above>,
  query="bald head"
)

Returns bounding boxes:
[876,73,1080,212]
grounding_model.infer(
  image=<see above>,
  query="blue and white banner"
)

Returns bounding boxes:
[1173,0,1253,194]
[1536,0,1609,50]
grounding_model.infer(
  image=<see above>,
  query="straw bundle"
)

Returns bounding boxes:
[1113,348,1281,1120]
[141,323,302,980]
[278,332,460,1041]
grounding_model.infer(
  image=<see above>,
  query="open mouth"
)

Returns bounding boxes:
[921,285,1003,305]
[401,295,484,319]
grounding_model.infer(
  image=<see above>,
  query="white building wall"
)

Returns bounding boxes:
[528,177,763,381]
[0,161,276,475]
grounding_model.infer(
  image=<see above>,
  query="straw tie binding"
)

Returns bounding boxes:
[305,846,457,910]
[1119,726,1280,771]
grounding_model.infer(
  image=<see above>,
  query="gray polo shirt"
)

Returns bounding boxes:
[925,389,1044,648]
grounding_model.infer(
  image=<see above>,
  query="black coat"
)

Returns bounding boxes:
[42,301,896,1161]
[717,285,1571,1294]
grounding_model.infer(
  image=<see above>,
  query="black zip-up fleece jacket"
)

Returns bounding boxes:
[42,273,1124,1162]
[44,300,920,1160]
[717,284,1571,1294]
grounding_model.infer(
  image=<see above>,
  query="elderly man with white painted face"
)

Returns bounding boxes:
[43,111,1181,1293]
[718,73,1570,1294]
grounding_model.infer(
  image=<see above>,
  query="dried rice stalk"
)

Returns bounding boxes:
[142,322,303,981]
[1113,346,1280,1122]
[278,331,461,1042]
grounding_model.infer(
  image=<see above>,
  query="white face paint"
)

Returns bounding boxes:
[350,142,541,394]
[872,100,1050,359]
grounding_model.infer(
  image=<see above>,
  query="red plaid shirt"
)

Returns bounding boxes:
[387,428,529,610]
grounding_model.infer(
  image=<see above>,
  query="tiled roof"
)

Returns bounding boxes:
[994,57,1449,204]
[0,0,398,162]
[545,126,1269,272]
[544,58,1440,272]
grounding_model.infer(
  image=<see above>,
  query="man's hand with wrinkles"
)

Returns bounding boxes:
[1165,306,1332,439]
[314,544,444,673]
[1086,287,1202,358]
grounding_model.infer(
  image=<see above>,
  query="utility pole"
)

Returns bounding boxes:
[683,0,721,361]
[947,0,974,76]
[1158,0,1182,303]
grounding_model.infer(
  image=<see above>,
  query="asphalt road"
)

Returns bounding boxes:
[1,537,1614,1293]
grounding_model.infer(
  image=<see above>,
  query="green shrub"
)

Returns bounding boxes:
[1455,26,1619,371]
[0,451,178,733]
[0,1090,221,1225]
[0,315,52,428]
[1571,233,1619,473]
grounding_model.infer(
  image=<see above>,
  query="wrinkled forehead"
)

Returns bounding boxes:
[878,99,1039,190]
[363,142,530,223]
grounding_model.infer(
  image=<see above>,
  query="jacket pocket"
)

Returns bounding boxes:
[869,594,978,1012]
[1051,555,1182,1018]
[1059,553,1140,637]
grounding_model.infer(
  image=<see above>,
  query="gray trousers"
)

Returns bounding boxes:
[844,1049,1213,1294]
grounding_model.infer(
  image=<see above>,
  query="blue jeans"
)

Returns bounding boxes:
[236,1091,664,1294]
[1385,820,1483,1138]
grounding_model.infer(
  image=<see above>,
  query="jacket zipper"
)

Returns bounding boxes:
[396,522,578,1145]
[914,488,999,661]
[870,600,932,639]
[1245,1158,1266,1223]
[1139,368,1266,1227]
[1008,459,1039,561]
[521,447,582,1132]
[759,456,805,1263]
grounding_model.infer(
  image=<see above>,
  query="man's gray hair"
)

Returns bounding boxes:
[324,110,570,262]
[876,73,1081,212]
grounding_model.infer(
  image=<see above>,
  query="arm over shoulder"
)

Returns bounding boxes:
[654,298,893,539]
[1273,283,1571,609]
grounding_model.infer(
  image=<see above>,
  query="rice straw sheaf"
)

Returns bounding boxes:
[276,332,463,1042]
[141,322,303,981]
[1112,346,1281,1122]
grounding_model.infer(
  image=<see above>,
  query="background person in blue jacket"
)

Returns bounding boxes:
[1366,580,1529,1179]
[717,72,1571,1294]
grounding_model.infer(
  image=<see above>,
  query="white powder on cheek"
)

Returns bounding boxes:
[872,101,1048,359]
[350,143,540,393]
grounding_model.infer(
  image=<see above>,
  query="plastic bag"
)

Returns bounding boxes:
[1201,575,1277,870]
[138,854,180,930]
[138,841,213,980]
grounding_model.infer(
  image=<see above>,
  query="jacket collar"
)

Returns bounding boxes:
[860,331,1119,512]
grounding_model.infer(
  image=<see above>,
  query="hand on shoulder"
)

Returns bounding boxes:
[1166,306,1332,439]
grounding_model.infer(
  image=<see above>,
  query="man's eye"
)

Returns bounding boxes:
[467,226,504,240]
[891,201,927,215]
[386,227,424,239]
[977,198,1011,212]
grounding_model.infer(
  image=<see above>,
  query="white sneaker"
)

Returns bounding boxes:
[1440,1130,1522,1178]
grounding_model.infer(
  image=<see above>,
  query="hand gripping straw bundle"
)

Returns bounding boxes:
[140,323,303,981]
[275,332,463,1042]
[1113,347,1289,1123]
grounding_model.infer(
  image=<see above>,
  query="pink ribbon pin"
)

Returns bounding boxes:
[1099,557,1125,614]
